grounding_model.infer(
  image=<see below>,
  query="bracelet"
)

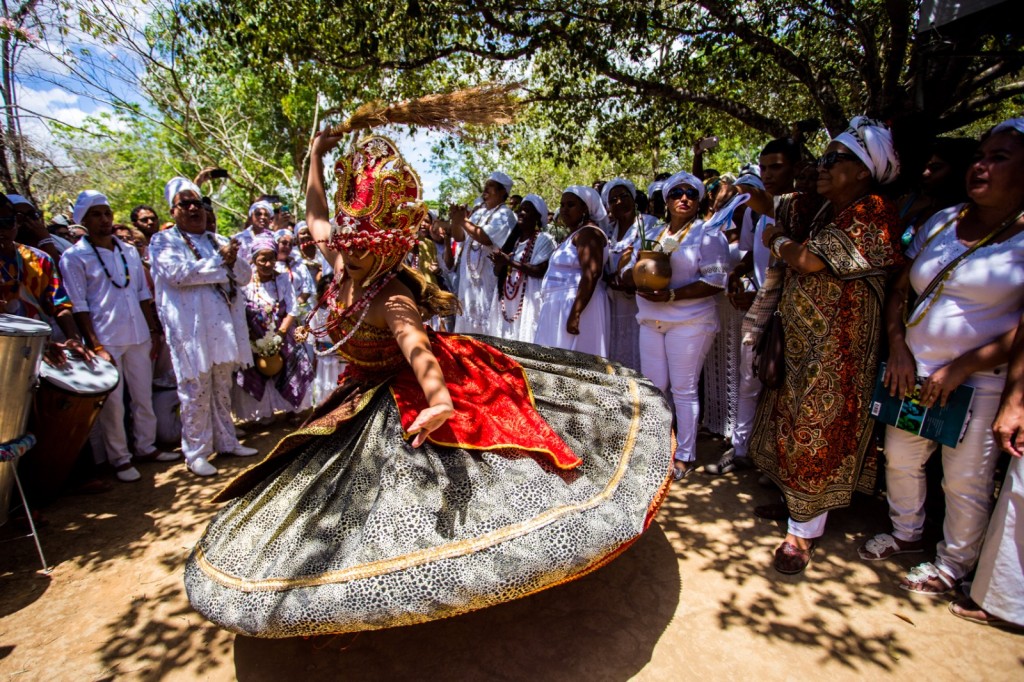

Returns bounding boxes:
[92,344,105,352]
[667,289,676,302]
[770,235,793,259]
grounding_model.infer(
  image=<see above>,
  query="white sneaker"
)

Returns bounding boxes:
[115,465,141,482]
[155,450,181,462]
[188,457,218,477]
[221,445,258,457]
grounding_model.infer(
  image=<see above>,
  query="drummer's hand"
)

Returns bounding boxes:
[61,337,95,363]
[43,341,68,368]
[408,403,454,448]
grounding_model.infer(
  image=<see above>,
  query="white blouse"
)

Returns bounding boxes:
[625,219,730,324]
[906,204,1024,385]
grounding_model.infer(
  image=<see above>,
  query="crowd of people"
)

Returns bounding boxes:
[2,113,1022,633]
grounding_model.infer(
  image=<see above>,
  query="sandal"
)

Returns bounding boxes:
[949,597,1024,631]
[857,533,925,561]
[773,541,815,574]
[672,461,694,481]
[900,562,958,595]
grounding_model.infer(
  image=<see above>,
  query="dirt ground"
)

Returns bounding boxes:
[1,426,1022,682]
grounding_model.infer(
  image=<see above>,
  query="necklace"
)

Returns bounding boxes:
[177,228,236,302]
[88,238,130,289]
[906,204,1023,327]
[501,234,538,323]
[299,271,398,355]
[467,206,501,280]
[246,274,280,316]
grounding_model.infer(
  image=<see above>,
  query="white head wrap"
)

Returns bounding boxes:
[600,178,637,209]
[520,193,549,228]
[563,185,608,227]
[992,117,1024,136]
[72,190,110,224]
[6,194,34,208]
[832,116,900,185]
[428,209,438,222]
[293,220,308,237]
[164,177,201,208]
[647,180,665,197]
[487,171,513,195]
[274,228,291,241]
[248,200,274,217]
[663,171,706,202]
[734,173,765,191]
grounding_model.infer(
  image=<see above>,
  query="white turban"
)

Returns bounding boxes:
[248,200,274,217]
[520,193,549,228]
[992,118,1024,136]
[164,177,201,208]
[72,190,110,224]
[600,178,637,209]
[663,171,706,202]
[833,116,900,185]
[563,185,608,226]
[647,180,664,197]
[428,209,438,222]
[6,194,34,208]
[274,228,291,241]
[293,220,308,237]
[734,173,765,191]
[487,171,513,195]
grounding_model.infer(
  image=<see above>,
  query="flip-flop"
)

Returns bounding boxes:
[672,463,693,481]
[949,598,1024,631]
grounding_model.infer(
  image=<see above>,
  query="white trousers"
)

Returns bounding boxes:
[733,341,761,458]
[95,339,157,467]
[176,363,242,463]
[639,313,717,462]
[883,379,1003,580]
[971,453,1024,626]
[788,513,828,540]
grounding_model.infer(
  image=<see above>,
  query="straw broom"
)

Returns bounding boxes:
[326,82,521,136]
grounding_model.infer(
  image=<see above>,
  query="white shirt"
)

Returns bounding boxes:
[233,226,274,264]
[61,237,152,347]
[626,219,730,324]
[454,204,517,333]
[150,228,253,382]
[738,205,777,289]
[906,204,1024,386]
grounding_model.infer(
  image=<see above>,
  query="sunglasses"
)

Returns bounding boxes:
[817,151,859,169]
[15,209,42,220]
[175,199,204,210]
[667,186,701,201]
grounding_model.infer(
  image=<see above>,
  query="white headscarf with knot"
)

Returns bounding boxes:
[662,171,706,202]
[293,220,308,237]
[520,193,549,228]
[248,200,274,217]
[563,185,608,229]
[488,171,513,195]
[164,177,201,209]
[734,173,765,191]
[72,190,110,224]
[833,116,900,185]
[992,117,1024,136]
[600,178,636,209]
[647,180,664,197]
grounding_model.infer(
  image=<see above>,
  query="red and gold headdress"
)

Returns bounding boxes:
[329,135,426,285]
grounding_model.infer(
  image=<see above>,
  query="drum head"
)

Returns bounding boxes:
[40,351,119,394]
[0,314,52,337]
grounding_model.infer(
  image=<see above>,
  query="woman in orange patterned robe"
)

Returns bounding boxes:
[751,117,906,574]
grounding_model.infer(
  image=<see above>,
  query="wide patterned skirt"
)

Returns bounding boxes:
[184,337,673,638]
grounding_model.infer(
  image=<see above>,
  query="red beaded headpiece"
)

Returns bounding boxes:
[330,135,426,285]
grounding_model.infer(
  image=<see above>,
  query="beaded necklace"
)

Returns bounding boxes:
[466,206,501,280]
[177,228,236,301]
[500,233,538,323]
[658,215,697,250]
[246,271,281,317]
[300,271,398,356]
[87,238,130,289]
[906,204,1024,328]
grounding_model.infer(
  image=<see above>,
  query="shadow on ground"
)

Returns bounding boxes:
[231,523,680,681]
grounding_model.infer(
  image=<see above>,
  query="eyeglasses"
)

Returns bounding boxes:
[817,151,859,169]
[175,199,204,210]
[15,209,42,221]
[136,215,157,223]
[667,186,701,201]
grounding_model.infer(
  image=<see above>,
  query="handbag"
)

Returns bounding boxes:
[754,309,786,389]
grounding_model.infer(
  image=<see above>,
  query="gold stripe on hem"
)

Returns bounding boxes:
[194,377,642,592]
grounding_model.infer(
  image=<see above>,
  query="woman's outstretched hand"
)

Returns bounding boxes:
[407,403,455,447]
[311,130,345,158]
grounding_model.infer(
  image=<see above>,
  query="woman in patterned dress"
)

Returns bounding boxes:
[750,117,906,574]
[184,131,674,638]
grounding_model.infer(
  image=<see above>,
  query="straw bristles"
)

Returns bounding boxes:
[327,83,521,136]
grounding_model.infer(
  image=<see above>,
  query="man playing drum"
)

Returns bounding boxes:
[61,191,178,483]
[148,178,258,477]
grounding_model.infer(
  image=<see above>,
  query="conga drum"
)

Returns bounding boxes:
[21,351,119,504]
[0,314,51,525]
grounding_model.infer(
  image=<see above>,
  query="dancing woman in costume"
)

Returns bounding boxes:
[184,100,674,638]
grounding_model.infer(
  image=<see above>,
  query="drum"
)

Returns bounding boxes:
[0,314,51,525]
[21,351,119,504]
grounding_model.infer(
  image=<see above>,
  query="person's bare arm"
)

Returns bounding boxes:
[306,132,345,263]
[882,263,917,399]
[994,311,1024,457]
[567,226,606,335]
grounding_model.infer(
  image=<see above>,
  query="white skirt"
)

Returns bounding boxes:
[534,283,609,358]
